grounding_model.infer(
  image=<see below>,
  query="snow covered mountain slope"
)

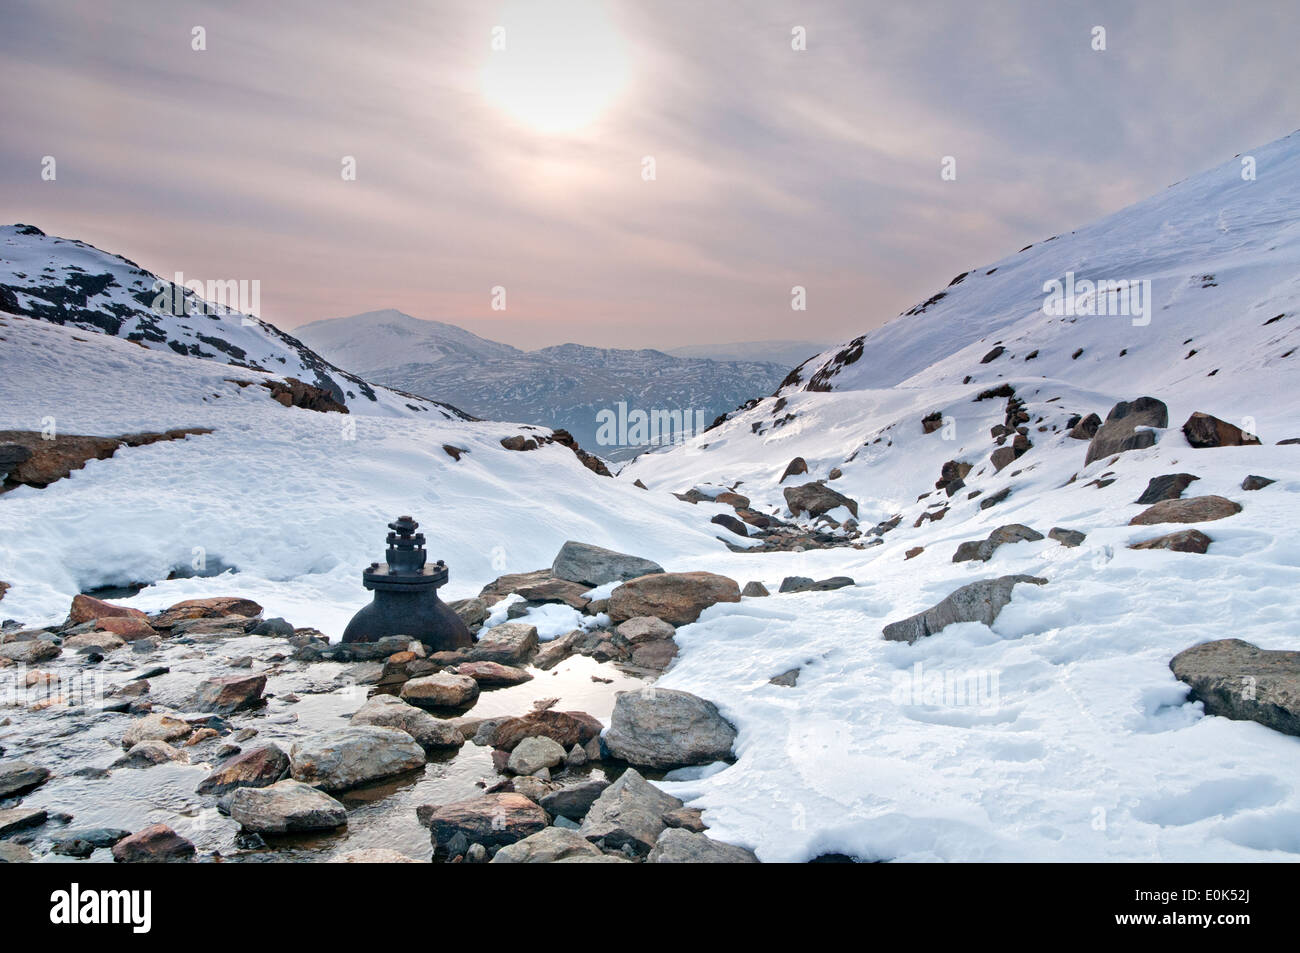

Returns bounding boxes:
[0,227,464,419]
[0,312,727,627]
[666,339,831,368]
[298,310,788,459]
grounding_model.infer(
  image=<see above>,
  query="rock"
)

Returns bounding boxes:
[780,457,809,482]
[512,576,593,610]
[196,744,290,795]
[1171,639,1300,737]
[741,581,769,597]
[447,597,490,628]
[565,743,588,767]
[509,774,557,802]
[604,688,737,769]
[1085,397,1168,465]
[122,713,192,748]
[1048,528,1086,548]
[1068,412,1101,440]
[579,768,682,854]
[53,827,132,858]
[989,447,1018,472]
[153,596,262,627]
[631,640,678,670]
[614,616,676,643]
[507,736,567,775]
[711,513,749,537]
[979,487,1011,510]
[1242,475,1276,491]
[289,726,426,792]
[1130,529,1212,554]
[1182,412,1261,448]
[647,827,759,863]
[539,780,609,820]
[769,668,800,687]
[882,574,1048,644]
[0,842,32,863]
[69,594,148,626]
[454,660,532,686]
[400,672,480,709]
[1135,473,1200,504]
[468,622,538,664]
[101,617,158,641]
[249,617,294,636]
[230,779,348,833]
[534,630,581,671]
[0,640,60,664]
[783,481,859,518]
[551,541,665,588]
[1129,495,1242,525]
[608,572,741,626]
[191,672,266,714]
[490,826,607,863]
[110,824,195,863]
[0,806,46,836]
[114,740,189,767]
[423,793,549,852]
[778,575,854,593]
[63,631,126,652]
[715,490,750,508]
[351,695,465,750]
[489,710,603,752]
[952,524,1044,562]
[662,807,707,832]
[329,848,417,863]
[0,761,51,798]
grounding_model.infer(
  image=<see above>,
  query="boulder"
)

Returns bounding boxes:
[447,597,490,628]
[631,640,678,670]
[711,513,749,537]
[490,826,607,863]
[607,572,741,625]
[489,710,603,752]
[114,741,189,767]
[400,672,480,709]
[1129,495,1242,525]
[512,577,592,610]
[0,640,60,664]
[69,594,147,626]
[507,736,567,775]
[603,687,737,769]
[230,779,348,833]
[63,631,126,652]
[783,481,859,518]
[663,807,708,832]
[1171,639,1300,737]
[1135,473,1199,504]
[423,793,549,852]
[539,779,610,820]
[0,842,32,863]
[579,768,682,855]
[770,668,800,687]
[1130,529,1212,554]
[122,713,192,748]
[1182,412,1261,449]
[778,575,855,593]
[191,673,266,714]
[289,726,426,792]
[350,695,465,750]
[882,575,1047,644]
[551,541,665,587]
[152,596,262,628]
[1068,412,1101,440]
[0,761,50,798]
[614,616,676,644]
[93,616,159,641]
[110,824,195,863]
[0,806,46,836]
[1048,528,1086,548]
[534,630,582,671]
[741,581,770,597]
[478,569,552,604]
[196,745,290,795]
[468,622,538,664]
[1085,397,1168,465]
[780,457,809,482]
[647,828,759,863]
[454,661,533,686]
[1242,475,1276,491]
[952,524,1044,563]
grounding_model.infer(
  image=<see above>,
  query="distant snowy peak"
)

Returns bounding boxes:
[296,309,523,374]
[0,226,467,420]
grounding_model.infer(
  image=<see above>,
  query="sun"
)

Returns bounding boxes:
[481,0,629,134]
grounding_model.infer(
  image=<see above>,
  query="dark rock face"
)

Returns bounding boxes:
[1129,496,1242,525]
[1048,528,1086,548]
[882,575,1048,644]
[778,576,854,593]
[783,481,859,518]
[1084,397,1168,465]
[1130,529,1212,553]
[710,513,749,537]
[196,745,290,796]
[780,457,809,482]
[1171,639,1300,737]
[262,377,348,414]
[0,761,51,798]
[1241,475,1275,491]
[1135,473,1200,504]
[1182,412,1261,449]
[1068,413,1101,440]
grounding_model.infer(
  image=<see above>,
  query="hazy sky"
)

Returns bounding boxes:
[4,0,1299,350]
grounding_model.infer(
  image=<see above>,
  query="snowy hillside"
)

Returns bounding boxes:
[298,310,788,459]
[0,228,465,419]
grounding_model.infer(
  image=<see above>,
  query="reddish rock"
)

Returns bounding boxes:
[455,661,533,686]
[69,594,147,626]
[1130,529,1213,554]
[607,571,741,626]
[196,745,290,796]
[155,596,263,627]
[94,616,158,641]
[110,824,196,863]
[1129,495,1242,526]
[1182,412,1261,449]
[489,710,603,752]
[192,673,267,714]
[421,793,548,852]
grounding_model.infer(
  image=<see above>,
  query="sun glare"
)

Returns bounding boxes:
[481,0,629,134]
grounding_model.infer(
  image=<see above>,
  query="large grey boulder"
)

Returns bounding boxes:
[1135,473,1199,505]
[1171,639,1300,737]
[952,524,1044,562]
[490,826,609,863]
[229,780,348,833]
[121,713,192,748]
[1085,396,1168,465]
[399,672,480,709]
[647,828,759,863]
[350,694,465,750]
[579,768,682,855]
[1129,495,1242,525]
[467,622,538,664]
[607,572,741,625]
[603,688,737,769]
[882,575,1048,644]
[783,481,859,518]
[190,672,266,714]
[289,726,426,792]
[507,735,567,775]
[551,541,664,587]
